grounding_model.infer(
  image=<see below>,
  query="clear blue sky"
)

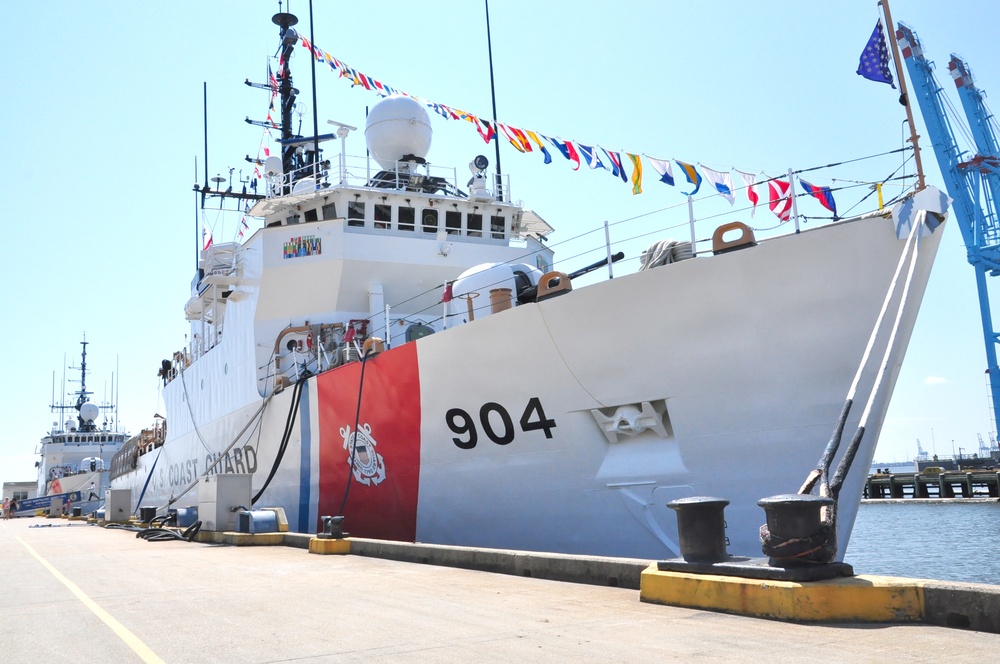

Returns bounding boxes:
[3,0,998,487]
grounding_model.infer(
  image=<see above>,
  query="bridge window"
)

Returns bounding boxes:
[491,215,505,239]
[304,208,318,222]
[374,204,391,229]
[445,210,461,234]
[468,213,483,238]
[399,206,415,232]
[422,209,438,233]
[322,202,337,220]
[348,201,366,227]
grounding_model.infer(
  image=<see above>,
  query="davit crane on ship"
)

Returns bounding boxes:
[896,25,1000,432]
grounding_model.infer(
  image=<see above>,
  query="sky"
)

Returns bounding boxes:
[2,0,999,487]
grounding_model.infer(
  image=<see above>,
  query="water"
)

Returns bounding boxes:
[845,501,1000,585]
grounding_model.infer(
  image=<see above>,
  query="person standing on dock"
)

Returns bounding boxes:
[9,498,17,518]
[2,497,9,520]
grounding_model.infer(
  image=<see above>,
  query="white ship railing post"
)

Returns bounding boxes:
[789,167,801,233]
[687,196,697,258]
[603,221,614,279]
[384,304,391,349]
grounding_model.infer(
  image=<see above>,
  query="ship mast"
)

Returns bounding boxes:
[273,11,299,178]
[51,338,97,432]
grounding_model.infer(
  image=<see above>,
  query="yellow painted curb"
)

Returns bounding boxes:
[221,531,285,546]
[640,564,924,623]
[309,537,351,555]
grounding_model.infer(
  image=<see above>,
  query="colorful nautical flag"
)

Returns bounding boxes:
[578,144,606,170]
[203,226,213,250]
[736,170,759,216]
[565,141,581,171]
[768,178,793,222]
[429,103,449,119]
[526,131,552,164]
[799,179,838,215]
[440,282,454,303]
[646,157,674,186]
[268,64,279,94]
[857,20,895,88]
[475,118,496,144]
[627,153,643,195]
[545,135,570,160]
[510,126,532,152]
[603,149,628,182]
[700,165,735,205]
[676,160,702,196]
[498,124,527,153]
[545,137,581,170]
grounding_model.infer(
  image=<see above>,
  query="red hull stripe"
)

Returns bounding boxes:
[317,343,421,540]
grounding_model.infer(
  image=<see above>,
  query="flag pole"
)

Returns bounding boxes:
[879,0,925,190]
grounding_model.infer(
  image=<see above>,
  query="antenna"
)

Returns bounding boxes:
[199,81,208,271]
[308,0,320,180]
[61,353,66,414]
[484,0,503,199]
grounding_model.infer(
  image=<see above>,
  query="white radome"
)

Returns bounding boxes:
[365,95,432,171]
[80,402,100,423]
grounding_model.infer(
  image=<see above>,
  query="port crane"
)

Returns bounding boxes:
[896,25,1000,433]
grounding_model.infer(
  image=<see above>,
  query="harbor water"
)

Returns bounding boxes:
[845,500,1000,585]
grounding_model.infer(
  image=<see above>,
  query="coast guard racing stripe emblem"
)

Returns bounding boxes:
[316,343,421,541]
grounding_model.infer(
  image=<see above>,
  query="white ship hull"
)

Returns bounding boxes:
[113,211,943,559]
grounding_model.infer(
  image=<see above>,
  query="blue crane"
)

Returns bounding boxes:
[896,24,1000,429]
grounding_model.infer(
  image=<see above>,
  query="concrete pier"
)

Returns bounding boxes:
[865,469,1000,498]
[2,517,998,662]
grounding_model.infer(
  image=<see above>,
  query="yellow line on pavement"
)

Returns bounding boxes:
[16,536,165,664]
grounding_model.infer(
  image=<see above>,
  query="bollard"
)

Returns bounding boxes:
[757,493,834,566]
[318,515,348,539]
[666,496,729,563]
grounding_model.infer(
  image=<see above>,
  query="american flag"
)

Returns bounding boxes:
[857,20,896,89]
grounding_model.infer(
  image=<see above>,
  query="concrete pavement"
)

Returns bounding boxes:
[2,516,998,663]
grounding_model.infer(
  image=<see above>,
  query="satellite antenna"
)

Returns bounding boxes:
[211,174,226,208]
[264,156,283,177]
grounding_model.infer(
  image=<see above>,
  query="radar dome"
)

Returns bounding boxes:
[80,402,100,423]
[365,95,432,171]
